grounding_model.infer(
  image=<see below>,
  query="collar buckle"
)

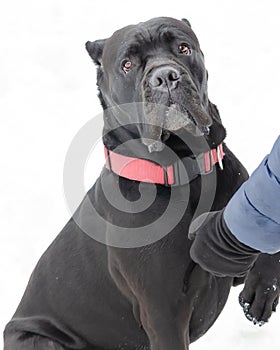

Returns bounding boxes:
[197,151,213,175]
[171,156,201,186]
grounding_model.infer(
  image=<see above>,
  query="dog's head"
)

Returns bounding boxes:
[86,17,225,156]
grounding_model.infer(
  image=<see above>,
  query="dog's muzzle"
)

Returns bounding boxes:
[140,64,212,153]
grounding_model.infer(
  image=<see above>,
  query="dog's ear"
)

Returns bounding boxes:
[85,39,106,66]
[181,18,192,28]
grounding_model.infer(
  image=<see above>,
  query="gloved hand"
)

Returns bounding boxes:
[188,210,260,278]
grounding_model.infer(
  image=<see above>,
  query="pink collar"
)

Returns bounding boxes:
[104,144,225,186]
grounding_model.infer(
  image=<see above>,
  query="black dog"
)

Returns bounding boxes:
[4,17,280,350]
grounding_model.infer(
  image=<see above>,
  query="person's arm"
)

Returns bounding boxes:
[224,135,280,253]
[189,136,280,277]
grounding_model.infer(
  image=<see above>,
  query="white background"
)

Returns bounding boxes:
[0,0,279,349]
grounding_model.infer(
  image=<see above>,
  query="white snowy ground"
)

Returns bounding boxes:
[1,0,280,348]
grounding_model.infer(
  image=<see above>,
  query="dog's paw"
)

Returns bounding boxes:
[238,253,280,326]
[239,277,279,326]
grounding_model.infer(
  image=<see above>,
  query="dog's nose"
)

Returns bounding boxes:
[149,66,181,91]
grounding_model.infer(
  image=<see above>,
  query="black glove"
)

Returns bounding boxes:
[189,210,260,277]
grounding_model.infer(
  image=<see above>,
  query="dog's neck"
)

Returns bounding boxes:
[102,122,226,186]
[102,122,226,167]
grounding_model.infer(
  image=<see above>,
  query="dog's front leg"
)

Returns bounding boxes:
[109,262,189,350]
[139,303,189,350]
[109,263,189,349]
[108,246,190,350]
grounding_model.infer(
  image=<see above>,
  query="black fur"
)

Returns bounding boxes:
[4,17,280,350]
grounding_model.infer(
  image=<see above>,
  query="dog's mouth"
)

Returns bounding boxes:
[141,101,212,153]
[165,103,211,135]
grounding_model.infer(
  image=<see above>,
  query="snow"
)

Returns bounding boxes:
[1,0,279,348]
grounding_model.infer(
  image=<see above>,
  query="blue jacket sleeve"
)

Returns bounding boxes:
[224,136,280,253]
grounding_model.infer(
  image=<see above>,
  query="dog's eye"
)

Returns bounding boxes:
[178,44,192,55]
[122,60,132,73]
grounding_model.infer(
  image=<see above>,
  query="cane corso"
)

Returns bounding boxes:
[4,17,280,350]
